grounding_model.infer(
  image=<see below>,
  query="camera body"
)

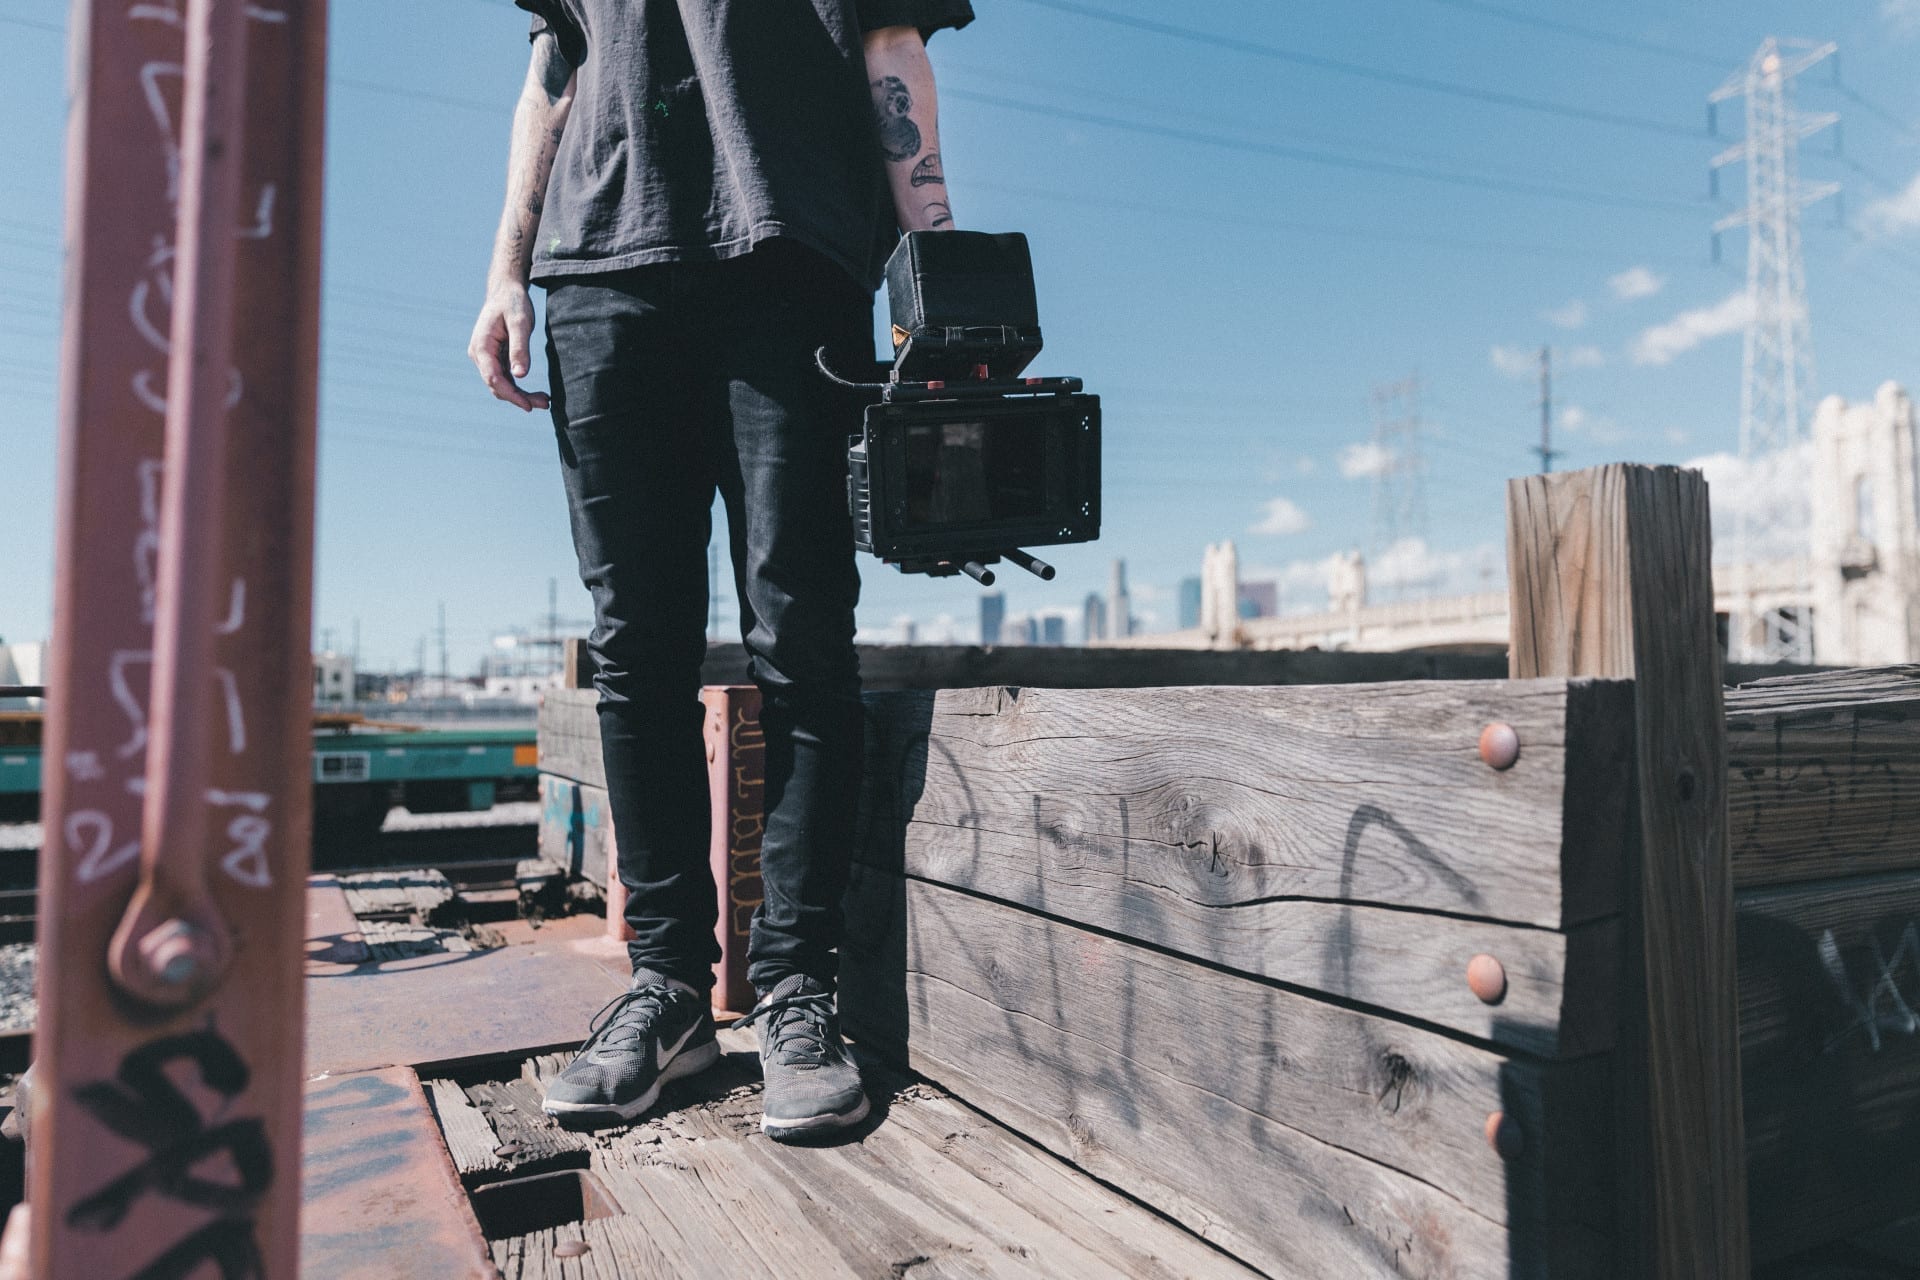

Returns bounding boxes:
[841,231,1102,585]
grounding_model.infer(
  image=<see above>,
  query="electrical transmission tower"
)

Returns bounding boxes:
[1368,373,1427,600]
[1709,38,1838,664]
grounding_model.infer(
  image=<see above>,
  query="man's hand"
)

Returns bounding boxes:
[469,281,549,412]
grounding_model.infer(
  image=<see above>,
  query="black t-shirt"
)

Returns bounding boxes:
[515,0,973,290]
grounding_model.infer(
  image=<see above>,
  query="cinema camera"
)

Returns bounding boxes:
[818,231,1101,586]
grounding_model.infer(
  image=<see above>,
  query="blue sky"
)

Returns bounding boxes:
[6,0,1920,667]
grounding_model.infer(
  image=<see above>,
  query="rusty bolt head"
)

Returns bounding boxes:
[1485,1111,1524,1159]
[1478,722,1520,771]
[1466,953,1508,1005]
[1482,1113,1528,1159]
[139,919,206,987]
[554,1240,591,1259]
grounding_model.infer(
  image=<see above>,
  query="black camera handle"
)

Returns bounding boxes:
[814,348,1082,404]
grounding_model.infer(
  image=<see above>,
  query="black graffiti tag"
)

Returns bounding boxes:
[67,1029,271,1280]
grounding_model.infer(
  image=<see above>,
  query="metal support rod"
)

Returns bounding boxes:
[961,561,996,586]
[1007,549,1056,581]
[106,0,254,1010]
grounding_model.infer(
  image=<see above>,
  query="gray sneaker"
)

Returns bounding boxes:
[542,970,718,1121]
[739,975,870,1141]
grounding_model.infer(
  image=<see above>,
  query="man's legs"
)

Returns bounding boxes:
[707,240,872,1138]
[540,268,722,1119]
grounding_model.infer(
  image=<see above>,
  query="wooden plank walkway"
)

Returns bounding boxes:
[475,1029,1256,1280]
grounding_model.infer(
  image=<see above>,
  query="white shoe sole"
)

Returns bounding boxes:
[761,1090,872,1140]
[542,1037,720,1121]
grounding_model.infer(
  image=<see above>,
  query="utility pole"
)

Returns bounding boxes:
[1536,346,1558,474]
[547,577,559,645]
[1709,37,1838,664]
[1368,373,1427,601]
[436,601,449,689]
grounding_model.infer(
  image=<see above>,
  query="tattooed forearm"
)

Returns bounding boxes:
[871,75,922,162]
[488,40,575,285]
[864,27,953,231]
[909,152,944,187]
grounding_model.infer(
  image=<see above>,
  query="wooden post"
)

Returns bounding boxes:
[1507,464,1749,1277]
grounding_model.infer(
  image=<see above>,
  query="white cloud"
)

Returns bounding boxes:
[1863,171,1920,237]
[1338,441,1395,479]
[1250,497,1312,536]
[1371,538,1505,597]
[1295,455,1317,475]
[1491,345,1536,379]
[1630,291,1752,367]
[1244,539,1504,612]
[1562,345,1606,370]
[1559,404,1628,445]
[1665,426,1690,447]
[1885,0,1920,32]
[1683,442,1814,563]
[1544,299,1588,330]
[1609,266,1666,301]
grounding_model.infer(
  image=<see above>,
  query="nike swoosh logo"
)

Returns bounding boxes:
[657,1019,700,1071]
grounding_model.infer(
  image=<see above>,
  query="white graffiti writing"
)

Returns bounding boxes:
[1820,922,1920,1053]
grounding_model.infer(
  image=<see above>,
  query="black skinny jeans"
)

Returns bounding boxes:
[544,240,869,995]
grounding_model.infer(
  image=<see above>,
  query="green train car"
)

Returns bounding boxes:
[0,714,539,838]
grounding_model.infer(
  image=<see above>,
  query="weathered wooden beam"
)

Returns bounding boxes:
[1725,666,1920,888]
[537,689,604,789]
[855,677,1631,1054]
[842,869,1614,1280]
[1507,464,1748,1278]
[1735,871,1920,1263]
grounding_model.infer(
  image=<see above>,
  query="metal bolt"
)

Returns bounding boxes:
[140,920,203,987]
[554,1240,591,1259]
[1478,722,1520,771]
[1466,954,1508,1005]
[1484,1111,1524,1159]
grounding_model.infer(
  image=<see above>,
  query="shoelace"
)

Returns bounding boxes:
[580,983,674,1058]
[735,989,839,1067]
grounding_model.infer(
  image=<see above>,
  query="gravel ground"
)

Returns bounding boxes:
[0,946,33,1032]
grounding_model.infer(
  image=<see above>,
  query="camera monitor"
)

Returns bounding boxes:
[849,388,1101,580]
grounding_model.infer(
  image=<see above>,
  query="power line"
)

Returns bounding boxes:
[1402,0,1726,69]
[0,15,62,35]
[947,88,1703,214]
[1005,0,1702,138]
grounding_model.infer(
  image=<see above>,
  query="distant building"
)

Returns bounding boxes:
[1109,559,1133,639]
[1040,615,1067,646]
[313,652,355,705]
[1083,593,1106,644]
[1238,581,1278,620]
[980,591,1005,647]
[1177,577,1202,630]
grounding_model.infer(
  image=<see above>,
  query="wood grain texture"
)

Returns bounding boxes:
[421,1076,509,1179]
[1507,464,1748,1278]
[1736,873,1920,1262]
[538,690,604,791]
[857,677,1630,1055]
[842,868,1614,1279]
[489,1033,1256,1279]
[1726,667,1920,888]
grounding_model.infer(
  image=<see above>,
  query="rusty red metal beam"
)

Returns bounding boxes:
[30,0,326,1274]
